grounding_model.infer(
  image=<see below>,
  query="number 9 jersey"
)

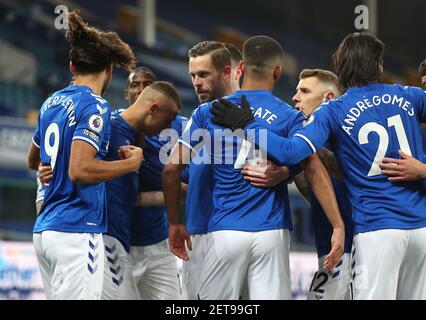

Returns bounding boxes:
[296,83,426,234]
[32,85,111,234]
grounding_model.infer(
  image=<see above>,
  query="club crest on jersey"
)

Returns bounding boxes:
[88,114,103,133]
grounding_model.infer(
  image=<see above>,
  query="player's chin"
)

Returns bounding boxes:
[198,93,210,103]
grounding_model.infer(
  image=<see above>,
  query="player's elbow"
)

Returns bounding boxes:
[27,143,40,170]
[69,164,88,184]
[27,156,39,171]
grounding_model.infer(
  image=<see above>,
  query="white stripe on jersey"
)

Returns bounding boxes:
[294,133,317,153]
[72,136,100,152]
[32,136,40,149]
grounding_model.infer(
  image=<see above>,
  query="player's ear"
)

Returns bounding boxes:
[223,65,232,79]
[324,91,335,101]
[106,63,113,75]
[148,103,160,114]
[69,62,75,74]
[273,65,282,81]
[238,60,244,75]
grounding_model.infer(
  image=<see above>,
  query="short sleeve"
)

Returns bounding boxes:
[293,102,337,154]
[72,101,110,152]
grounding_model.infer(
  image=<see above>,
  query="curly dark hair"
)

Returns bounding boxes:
[332,32,384,89]
[66,11,136,74]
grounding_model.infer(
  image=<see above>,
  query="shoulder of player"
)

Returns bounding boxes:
[316,97,343,114]
[391,83,425,101]
[189,101,212,119]
[174,114,189,124]
[170,114,189,133]
[76,92,111,119]
[274,100,302,120]
[111,108,125,118]
[78,91,110,109]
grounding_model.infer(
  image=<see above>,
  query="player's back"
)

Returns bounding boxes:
[33,85,110,234]
[321,82,426,233]
[185,90,304,232]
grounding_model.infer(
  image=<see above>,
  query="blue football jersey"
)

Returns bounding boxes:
[252,83,426,234]
[105,114,138,252]
[33,85,111,233]
[311,176,354,257]
[181,90,305,232]
[184,147,214,235]
[130,115,186,246]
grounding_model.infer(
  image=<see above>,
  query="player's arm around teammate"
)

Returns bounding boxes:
[241,159,290,188]
[211,96,345,269]
[380,150,426,181]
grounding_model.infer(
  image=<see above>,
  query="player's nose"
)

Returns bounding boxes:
[193,76,203,87]
[292,94,300,104]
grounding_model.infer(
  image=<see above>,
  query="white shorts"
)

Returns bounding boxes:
[181,233,207,300]
[102,235,139,300]
[307,253,352,300]
[198,229,291,300]
[33,231,104,300]
[131,238,181,300]
[352,227,426,299]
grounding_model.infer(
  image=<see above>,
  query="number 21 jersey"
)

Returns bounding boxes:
[298,83,426,234]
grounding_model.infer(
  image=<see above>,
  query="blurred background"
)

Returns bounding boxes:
[0,0,425,299]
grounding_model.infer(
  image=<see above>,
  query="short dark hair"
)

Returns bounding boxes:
[149,81,182,111]
[126,66,157,88]
[66,11,136,74]
[224,43,242,68]
[299,68,344,95]
[242,35,284,79]
[132,66,157,79]
[418,59,426,77]
[332,32,384,89]
[188,41,231,72]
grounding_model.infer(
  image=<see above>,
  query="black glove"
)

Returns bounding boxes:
[210,95,254,130]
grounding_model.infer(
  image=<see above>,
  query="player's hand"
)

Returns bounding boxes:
[323,226,344,270]
[118,145,143,170]
[242,159,289,188]
[169,223,192,261]
[380,150,426,181]
[210,95,254,130]
[38,163,52,186]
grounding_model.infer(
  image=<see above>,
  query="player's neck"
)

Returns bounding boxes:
[230,82,240,93]
[73,75,105,95]
[120,107,146,132]
[241,78,274,91]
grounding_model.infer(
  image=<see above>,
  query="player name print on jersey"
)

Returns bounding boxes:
[342,93,415,135]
